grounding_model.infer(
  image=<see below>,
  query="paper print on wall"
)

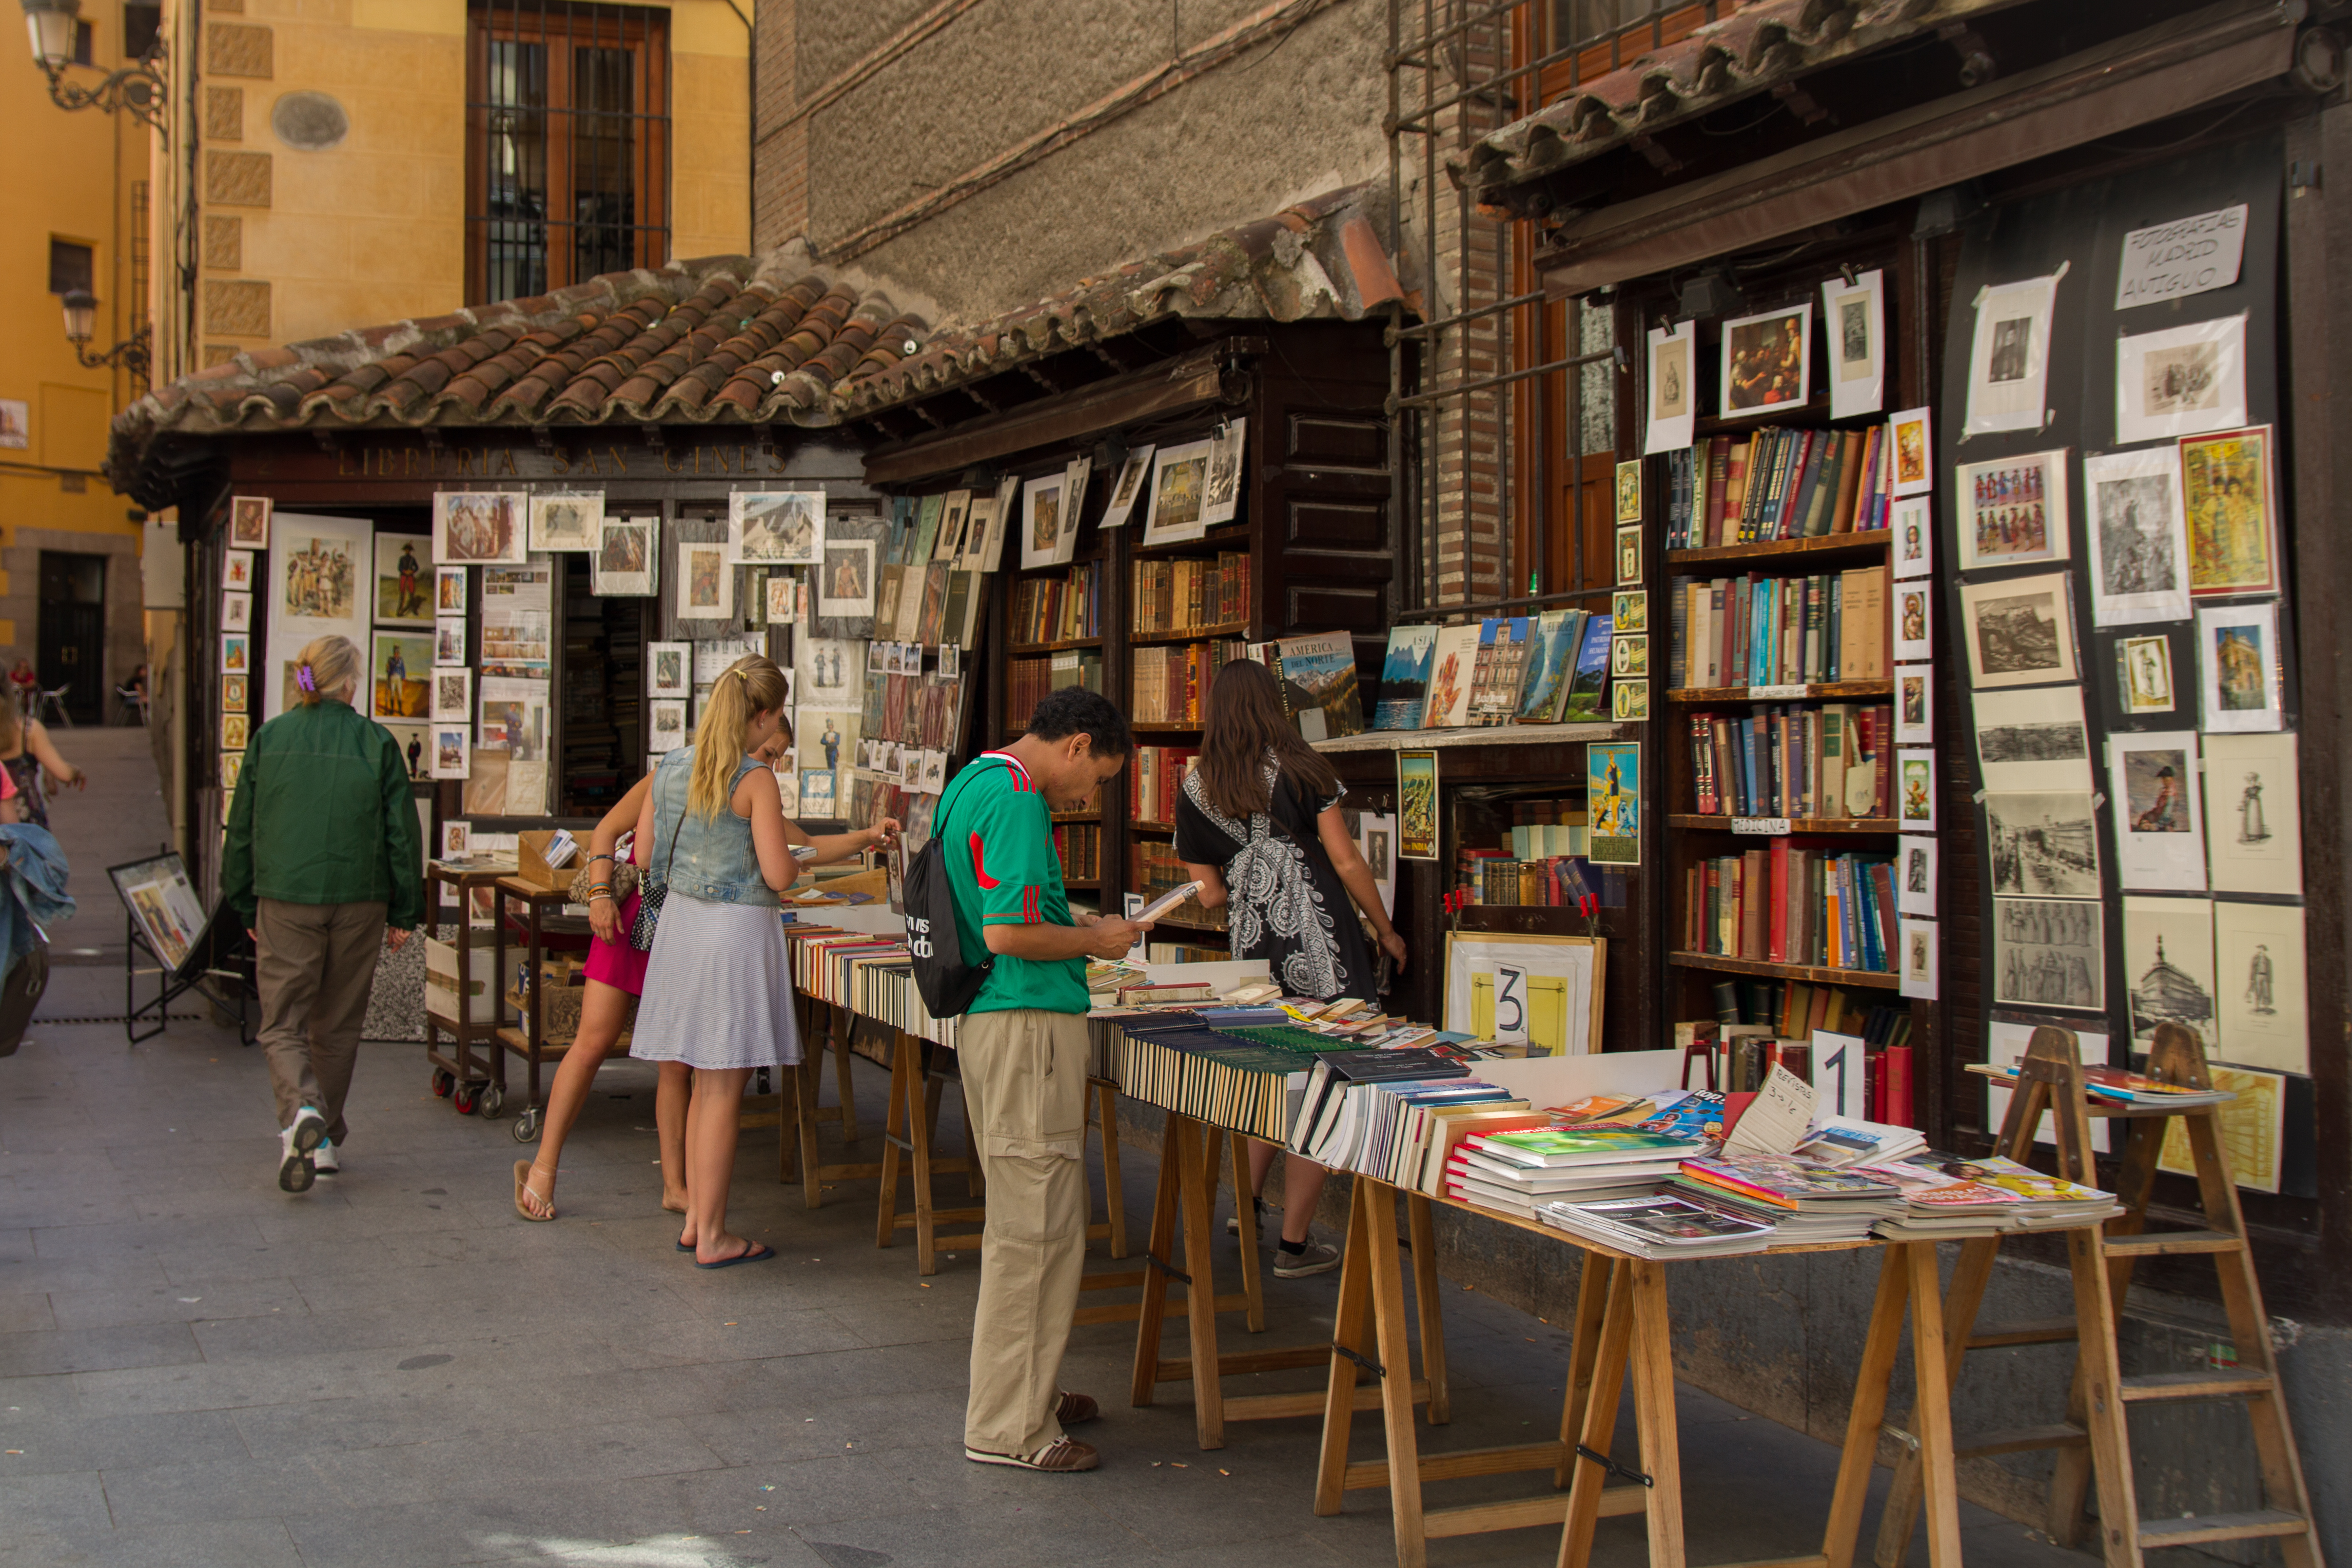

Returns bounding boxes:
[1992,896,2104,1012]
[1897,917,1938,1001]
[1889,407,1933,498]
[1143,438,1213,546]
[1099,452,1153,530]
[370,631,432,720]
[1019,473,1065,572]
[1894,663,1933,745]
[2123,894,2216,1045]
[430,726,469,780]
[224,550,255,591]
[817,539,876,619]
[230,495,272,550]
[1615,460,1642,524]
[1959,572,2079,690]
[1822,267,1885,420]
[677,541,735,620]
[592,516,658,597]
[1610,635,1649,679]
[1971,684,2090,792]
[527,491,601,553]
[2111,732,2204,891]
[2203,732,2300,896]
[2159,1062,2282,1194]
[1955,449,2069,572]
[1987,1018,2113,1151]
[371,534,433,628]
[222,714,249,753]
[1892,583,1931,664]
[1615,523,1643,586]
[435,617,467,665]
[1718,303,1810,419]
[648,699,688,754]
[1586,741,1640,866]
[1896,747,1935,830]
[2118,634,2175,715]
[222,591,251,633]
[728,491,824,565]
[2196,600,2282,732]
[1053,456,1093,565]
[2213,899,2308,1075]
[430,667,472,724]
[1963,272,2059,436]
[648,641,691,700]
[1443,932,1601,1056]
[221,633,250,674]
[264,512,372,720]
[1891,497,1932,580]
[1610,680,1649,722]
[1643,319,1695,454]
[436,565,467,614]
[221,674,248,714]
[2116,312,2248,444]
[2081,446,2190,626]
[1201,421,1244,527]
[1898,834,1937,918]
[2180,426,2277,596]
[1610,591,1648,635]
[1397,749,1440,860]
[933,490,974,561]
[1984,790,2100,898]
[433,492,525,565]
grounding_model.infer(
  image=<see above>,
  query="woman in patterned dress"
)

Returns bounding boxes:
[1175,658,1406,1277]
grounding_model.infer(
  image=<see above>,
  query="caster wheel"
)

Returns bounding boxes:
[453,1086,477,1115]
[479,1083,505,1120]
[433,1069,455,1099]
[513,1107,542,1143]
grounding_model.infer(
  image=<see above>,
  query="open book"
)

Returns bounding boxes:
[1134,879,1205,924]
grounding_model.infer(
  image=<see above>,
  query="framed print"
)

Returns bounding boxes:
[1822,267,1885,420]
[221,590,251,632]
[796,636,859,709]
[592,516,658,597]
[1898,835,1937,918]
[229,495,272,550]
[1202,419,1244,526]
[2123,895,2216,1044]
[1896,747,1936,830]
[1610,634,1649,679]
[440,820,472,860]
[2180,426,2278,596]
[933,489,974,562]
[959,496,1001,574]
[430,725,469,780]
[1143,438,1213,546]
[1972,684,2091,792]
[221,673,248,714]
[527,491,601,552]
[1718,303,1810,419]
[1985,790,2101,897]
[1614,460,1642,524]
[1614,523,1643,585]
[1610,679,1650,721]
[1956,449,2069,571]
[435,564,467,614]
[1893,663,1933,744]
[648,641,692,700]
[1020,472,1065,572]
[677,540,735,620]
[818,538,876,619]
[2116,312,2248,444]
[1888,406,1933,497]
[2204,732,2301,895]
[1610,591,1648,634]
[1891,497,1932,579]
[2111,731,2204,891]
[1442,931,1603,1056]
[649,699,689,754]
[1963,272,2059,436]
[1993,896,2104,1012]
[430,667,472,724]
[2082,446,2191,625]
[266,512,372,719]
[433,491,525,565]
[2213,899,2308,1075]
[1898,917,1938,1001]
[728,490,824,565]
[767,575,798,624]
[1643,319,1695,454]
[106,852,210,975]
[1960,572,2079,690]
[222,713,249,752]
[435,616,467,665]
[370,630,433,720]
[2196,600,2283,732]
[1587,741,1640,865]
[223,549,256,591]
[1100,450,1153,530]
[2119,634,2175,714]
[370,534,433,628]
[221,632,250,674]
[1397,749,1440,860]
[1892,583,1931,663]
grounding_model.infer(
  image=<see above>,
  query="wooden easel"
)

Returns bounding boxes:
[1872,1023,2322,1568]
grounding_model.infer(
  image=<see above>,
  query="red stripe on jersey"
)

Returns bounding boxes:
[969,831,999,890]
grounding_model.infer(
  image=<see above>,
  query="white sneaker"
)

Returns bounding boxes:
[312,1139,339,1177]
[279,1107,326,1193]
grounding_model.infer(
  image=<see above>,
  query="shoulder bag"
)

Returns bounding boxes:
[626,801,684,952]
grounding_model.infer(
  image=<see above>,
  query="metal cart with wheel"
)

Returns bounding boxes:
[423,862,508,1115]
[492,875,596,1144]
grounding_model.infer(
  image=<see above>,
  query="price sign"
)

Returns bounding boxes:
[1810,1030,1868,1122]
[1733,817,1792,836]
[1748,683,1807,701]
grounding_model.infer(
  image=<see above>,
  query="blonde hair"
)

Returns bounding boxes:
[687,653,789,818]
[293,635,363,706]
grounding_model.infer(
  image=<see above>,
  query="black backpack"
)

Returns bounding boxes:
[904,760,998,1017]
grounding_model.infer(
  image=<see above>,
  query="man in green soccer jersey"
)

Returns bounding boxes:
[942,687,1150,1473]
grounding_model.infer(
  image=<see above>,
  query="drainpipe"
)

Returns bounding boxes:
[719,0,756,249]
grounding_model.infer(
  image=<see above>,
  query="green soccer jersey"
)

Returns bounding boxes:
[941,752,1090,1015]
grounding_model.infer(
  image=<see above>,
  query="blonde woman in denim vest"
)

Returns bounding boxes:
[628,654,828,1267]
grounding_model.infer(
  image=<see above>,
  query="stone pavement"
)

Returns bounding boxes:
[0,731,2101,1567]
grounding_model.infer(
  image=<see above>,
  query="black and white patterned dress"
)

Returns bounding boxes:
[1174,757,1373,1003]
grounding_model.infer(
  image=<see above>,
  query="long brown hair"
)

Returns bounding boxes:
[1196,658,1339,821]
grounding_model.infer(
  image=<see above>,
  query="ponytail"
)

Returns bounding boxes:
[293,634,363,707]
[685,653,790,818]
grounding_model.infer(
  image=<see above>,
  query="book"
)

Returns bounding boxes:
[1466,618,1530,726]
[1539,1193,1778,1258]
[1561,613,1614,721]
[1516,609,1582,722]
[1421,623,1482,728]
[1276,632,1365,741]
[1373,625,1439,730]
[1470,1128,1708,1168]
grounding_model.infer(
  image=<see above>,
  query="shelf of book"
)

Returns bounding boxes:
[1006,636,1106,655]
[1310,720,1624,754]
[1129,823,1174,836]
[1669,680,1892,704]
[1131,523,1250,555]
[1667,533,1890,568]
[1131,623,1248,645]
[1667,814,1897,834]
[1133,721,1203,733]
[1668,951,1899,989]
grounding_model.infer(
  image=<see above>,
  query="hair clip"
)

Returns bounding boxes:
[296,667,317,693]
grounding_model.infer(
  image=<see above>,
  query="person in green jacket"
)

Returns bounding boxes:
[223,634,424,1193]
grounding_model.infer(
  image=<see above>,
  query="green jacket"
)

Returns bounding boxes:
[222,699,425,929]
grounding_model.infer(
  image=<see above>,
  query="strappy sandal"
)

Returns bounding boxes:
[514,1160,556,1222]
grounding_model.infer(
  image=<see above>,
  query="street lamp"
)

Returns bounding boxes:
[61,288,151,386]
[21,0,169,140]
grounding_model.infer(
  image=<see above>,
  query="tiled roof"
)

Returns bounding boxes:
[1448,0,2027,197]
[107,185,1403,493]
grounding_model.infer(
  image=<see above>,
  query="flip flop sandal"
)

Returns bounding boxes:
[694,1242,776,1270]
[675,1238,695,1252]
[513,1161,556,1222]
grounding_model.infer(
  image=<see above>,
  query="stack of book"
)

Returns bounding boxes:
[1669,569,1888,692]
[1662,424,1894,551]
[1968,1062,2237,1110]
[1681,845,1898,973]
[1796,1114,1925,1168]
[1011,563,1102,644]
[1538,1192,1778,1258]
[1673,1153,1905,1241]
[1299,1070,1529,1186]
[1131,553,1251,634]
[1444,1128,1707,1220]
[1684,702,1894,819]
[1860,1150,2121,1239]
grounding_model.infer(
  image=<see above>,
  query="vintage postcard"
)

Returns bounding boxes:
[1985,790,2100,897]
[2116,312,2248,444]
[1889,406,1933,497]
[224,548,256,591]
[1610,591,1648,634]
[818,538,876,619]
[728,491,824,565]
[1615,459,1642,524]
[527,491,601,553]
[1202,419,1245,526]
[647,641,692,700]
[2082,445,2190,625]
[1611,679,1650,721]
[222,673,248,714]
[1054,455,1090,564]
[1099,450,1153,530]
[2196,600,2283,732]
[1960,571,2079,689]
[1963,273,2058,436]
[1643,320,1695,454]
[1397,749,1440,860]
[1955,449,2069,572]
[1893,663,1933,745]
[2180,425,2277,596]
[1822,267,1885,420]
[1020,472,1065,572]
[2119,634,2176,714]
[1972,684,2090,792]
[1891,496,1932,579]
[222,715,249,753]
[592,516,658,597]
[430,667,472,724]
[222,591,251,633]
[1897,747,1936,830]
[2204,732,2301,896]
[677,540,735,620]
[2213,898,2307,1075]
[430,726,469,780]
[1993,896,2105,1012]
[1892,582,1932,664]
[1610,634,1649,679]
[1898,917,1938,1001]
[2123,895,2217,1045]
[649,699,688,754]
[435,564,467,613]
[1587,741,1640,865]
[230,495,272,550]
[221,632,250,674]
[1898,835,1937,918]
[2111,730,2204,891]
[1615,523,1643,586]
[434,616,467,666]
[433,491,526,565]
[1718,303,1810,420]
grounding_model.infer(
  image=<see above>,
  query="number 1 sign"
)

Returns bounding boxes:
[1810,1030,1868,1123]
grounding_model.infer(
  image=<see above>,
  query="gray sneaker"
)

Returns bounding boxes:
[1272,1240,1341,1279]
[278,1108,326,1193]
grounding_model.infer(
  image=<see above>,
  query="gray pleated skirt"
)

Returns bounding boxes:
[629,891,803,1070]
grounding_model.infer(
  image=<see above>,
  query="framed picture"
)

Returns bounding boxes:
[1020,472,1066,572]
[1610,635,1649,679]
[2205,732,2301,896]
[931,489,973,563]
[370,630,433,721]
[1442,931,1604,1056]
[435,564,467,614]
[1643,319,1696,455]
[2116,312,2249,444]
[435,616,467,665]
[430,725,469,780]
[266,512,372,720]
[1143,438,1213,546]
[221,632,250,674]
[1992,896,2105,1012]
[440,820,472,860]
[2110,731,2204,891]
[2119,635,2175,715]
[1822,267,1885,420]
[1888,406,1933,497]
[818,539,876,619]
[1959,571,2079,690]
[221,590,251,632]
[2082,446,2191,625]
[648,641,692,700]
[1963,272,2059,436]
[1972,684,2091,792]
[1955,449,2068,572]
[106,852,210,975]
[222,713,250,752]
[2122,895,2217,1044]
[222,673,248,714]
[527,491,601,552]
[728,490,824,565]
[1892,582,1932,663]
[1893,663,1933,744]
[433,491,526,565]
[1099,450,1153,530]
[1984,789,2101,896]
[1610,679,1650,721]
[430,667,472,723]
[229,495,272,550]
[2196,600,2283,733]
[1614,523,1643,586]
[592,515,659,597]
[1587,740,1640,865]
[1718,302,1810,419]
[1614,460,1642,524]
[1202,420,1245,526]
[224,549,256,591]
[2213,900,2308,1075]
[1897,917,1938,1001]
[1898,836,1937,918]
[766,575,797,625]
[1896,747,1936,830]
[649,698,689,753]
[676,540,735,620]
[1397,749,1439,860]
[2179,426,2277,596]
[1891,497,1932,580]
[1610,590,1648,634]
[369,533,433,628]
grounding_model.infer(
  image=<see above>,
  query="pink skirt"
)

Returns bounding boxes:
[583,889,650,995]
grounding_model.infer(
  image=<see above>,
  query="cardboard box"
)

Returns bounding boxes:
[515,830,578,891]
[424,929,503,1027]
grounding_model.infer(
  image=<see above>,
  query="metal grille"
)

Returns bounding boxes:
[466,1,671,304]
[130,179,150,395]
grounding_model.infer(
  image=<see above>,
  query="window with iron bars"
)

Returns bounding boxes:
[465,1,671,305]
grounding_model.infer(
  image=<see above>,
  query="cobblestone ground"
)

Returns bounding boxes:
[0,731,2095,1568]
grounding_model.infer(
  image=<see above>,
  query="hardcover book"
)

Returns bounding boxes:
[1277,632,1366,741]
[1373,624,1440,730]
[1561,613,1616,721]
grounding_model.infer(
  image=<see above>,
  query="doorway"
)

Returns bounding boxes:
[37,551,107,724]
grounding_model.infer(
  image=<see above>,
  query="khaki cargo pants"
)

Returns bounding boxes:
[255,897,387,1144]
[957,1006,1090,1459]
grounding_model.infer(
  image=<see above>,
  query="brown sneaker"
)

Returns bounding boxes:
[965,1436,1100,1472]
[1055,1390,1100,1426]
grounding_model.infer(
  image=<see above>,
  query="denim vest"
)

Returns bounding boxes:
[647,747,781,908]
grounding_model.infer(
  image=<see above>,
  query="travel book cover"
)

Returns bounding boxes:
[1373,625,1440,730]
[1516,609,1584,723]
[1421,623,1483,728]
[1561,612,1615,720]
[1277,632,1366,741]
[1466,617,1531,726]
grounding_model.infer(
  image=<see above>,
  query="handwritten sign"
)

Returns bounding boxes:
[1748,683,1808,701]
[2116,204,2247,309]
[1733,817,1792,836]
